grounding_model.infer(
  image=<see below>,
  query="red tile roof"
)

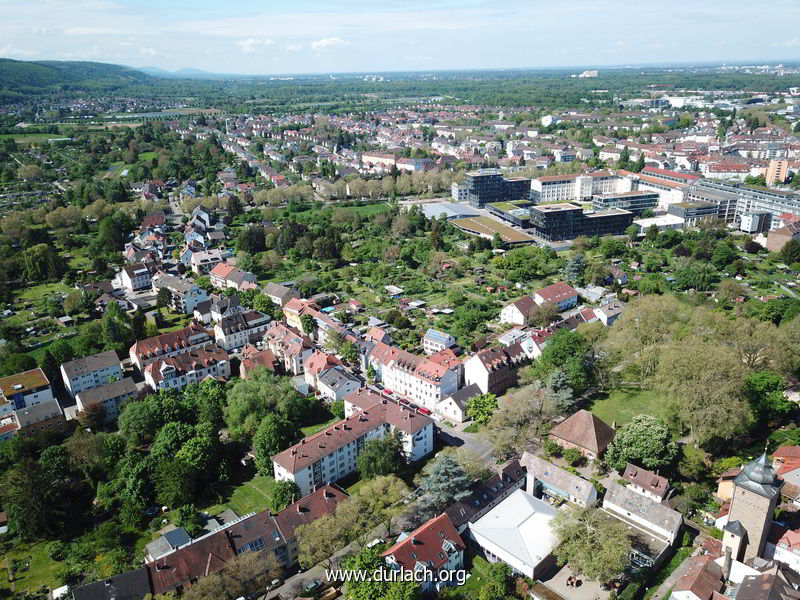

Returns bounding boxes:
[549,410,615,455]
[535,282,578,304]
[382,514,464,571]
[673,555,723,600]
[131,324,211,361]
[149,529,236,594]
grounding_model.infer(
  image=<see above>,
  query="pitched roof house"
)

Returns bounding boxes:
[548,410,615,459]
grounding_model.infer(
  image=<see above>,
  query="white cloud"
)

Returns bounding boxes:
[138,47,169,57]
[0,44,38,57]
[772,37,800,47]
[285,44,303,52]
[236,38,275,54]
[310,37,347,51]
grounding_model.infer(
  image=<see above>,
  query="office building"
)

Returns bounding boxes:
[529,203,634,241]
[466,170,530,207]
[667,201,720,226]
[592,190,659,215]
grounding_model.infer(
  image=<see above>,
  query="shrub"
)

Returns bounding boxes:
[46,540,67,561]
[563,448,584,466]
[542,439,562,458]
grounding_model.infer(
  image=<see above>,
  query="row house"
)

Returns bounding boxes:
[366,342,461,411]
[214,310,271,351]
[264,322,314,375]
[274,389,433,495]
[144,346,230,392]
[129,324,214,371]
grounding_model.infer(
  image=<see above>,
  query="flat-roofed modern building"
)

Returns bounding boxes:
[466,170,530,207]
[529,203,634,241]
[667,201,720,226]
[592,190,659,215]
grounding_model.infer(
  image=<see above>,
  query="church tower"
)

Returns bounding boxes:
[723,453,783,562]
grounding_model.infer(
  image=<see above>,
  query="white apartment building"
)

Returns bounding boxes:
[530,171,626,204]
[273,389,433,496]
[121,263,152,292]
[214,311,271,352]
[190,249,224,274]
[0,368,54,417]
[451,182,468,203]
[367,342,461,411]
[603,482,682,545]
[533,282,579,311]
[422,328,457,355]
[129,324,214,371]
[75,377,138,424]
[150,273,209,315]
[60,350,122,399]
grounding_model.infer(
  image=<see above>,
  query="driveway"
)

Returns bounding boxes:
[437,421,495,466]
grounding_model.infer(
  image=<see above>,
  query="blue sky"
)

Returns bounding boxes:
[2,0,799,74]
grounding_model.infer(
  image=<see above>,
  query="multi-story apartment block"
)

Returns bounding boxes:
[12,399,66,439]
[214,310,271,351]
[129,324,214,371]
[533,282,579,311]
[151,273,209,315]
[190,249,224,274]
[75,377,138,424]
[530,171,621,204]
[451,182,468,203]
[209,263,258,291]
[121,263,152,292]
[264,321,314,375]
[0,368,54,416]
[464,343,530,395]
[273,389,433,496]
[144,346,230,392]
[367,342,461,411]
[60,349,122,399]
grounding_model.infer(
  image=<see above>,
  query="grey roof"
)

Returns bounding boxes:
[263,282,298,301]
[734,453,783,500]
[163,527,192,548]
[13,399,63,425]
[724,519,746,537]
[520,453,596,506]
[444,383,482,410]
[146,527,192,561]
[61,350,120,379]
[151,273,196,294]
[72,566,151,600]
[603,482,682,536]
[318,366,361,392]
[421,202,480,220]
[193,299,213,315]
[76,377,137,407]
[212,295,240,313]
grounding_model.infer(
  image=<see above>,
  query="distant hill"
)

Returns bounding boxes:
[135,66,251,80]
[0,58,152,96]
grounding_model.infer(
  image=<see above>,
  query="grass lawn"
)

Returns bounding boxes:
[460,555,493,598]
[463,423,480,433]
[587,386,668,426]
[643,546,693,600]
[203,474,277,517]
[0,540,62,595]
[14,282,73,304]
[0,133,64,144]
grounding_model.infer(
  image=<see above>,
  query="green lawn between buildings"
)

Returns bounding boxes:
[587,386,668,427]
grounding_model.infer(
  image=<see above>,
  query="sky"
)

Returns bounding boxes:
[2,0,800,75]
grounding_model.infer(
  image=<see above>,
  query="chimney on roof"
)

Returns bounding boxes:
[722,547,732,581]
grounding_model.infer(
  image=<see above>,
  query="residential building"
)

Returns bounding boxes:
[530,172,621,204]
[13,399,67,439]
[465,170,530,207]
[213,310,271,351]
[264,321,314,375]
[121,263,152,292]
[273,389,433,496]
[383,514,466,595]
[188,205,212,231]
[238,344,276,379]
[534,282,579,311]
[766,222,800,252]
[520,452,597,507]
[150,273,209,315]
[422,328,457,355]
[469,489,559,579]
[190,249,224,275]
[366,342,461,411]
[765,527,800,574]
[72,566,152,600]
[722,453,782,562]
[548,409,615,460]
[596,300,625,326]
[209,262,258,291]
[263,282,299,307]
[499,296,536,326]
[464,343,530,395]
[444,460,527,535]
[129,324,214,371]
[437,383,481,424]
[603,482,682,547]
[766,160,790,186]
[733,566,800,600]
[622,463,669,503]
[283,297,319,331]
[145,528,192,563]
[316,366,362,402]
[0,368,54,416]
[304,351,342,390]
[60,350,122,399]
[75,377,138,424]
[529,203,634,241]
[144,346,230,392]
[670,555,724,600]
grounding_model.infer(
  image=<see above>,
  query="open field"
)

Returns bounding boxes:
[451,215,534,244]
[0,133,70,144]
[587,386,668,426]
[0,541,62,595]
[203,474,277,518]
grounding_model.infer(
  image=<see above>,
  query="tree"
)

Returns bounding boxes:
[781,239,800,265]
[744,370,793,425]
[77,404,107,431]
[154,458,197,507]
[181,550,281,600]
[175,504,205,538]
[552,507,631,582]
[225,369,304,440]
[465,393,498,425]
[528,301,560,328]
[340,341,360,365]
[356,432,405,479]
[272,480,302,512]
[340,547,420,600]
[417,454,472,520]
[156,287,172,309]
[604,415,678,472]
[17,164,43,180]
[564,254,586,284]
[63,291,83,315]
[528,329,592,394]
[253,414,300,474]
[300,313,316,336]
